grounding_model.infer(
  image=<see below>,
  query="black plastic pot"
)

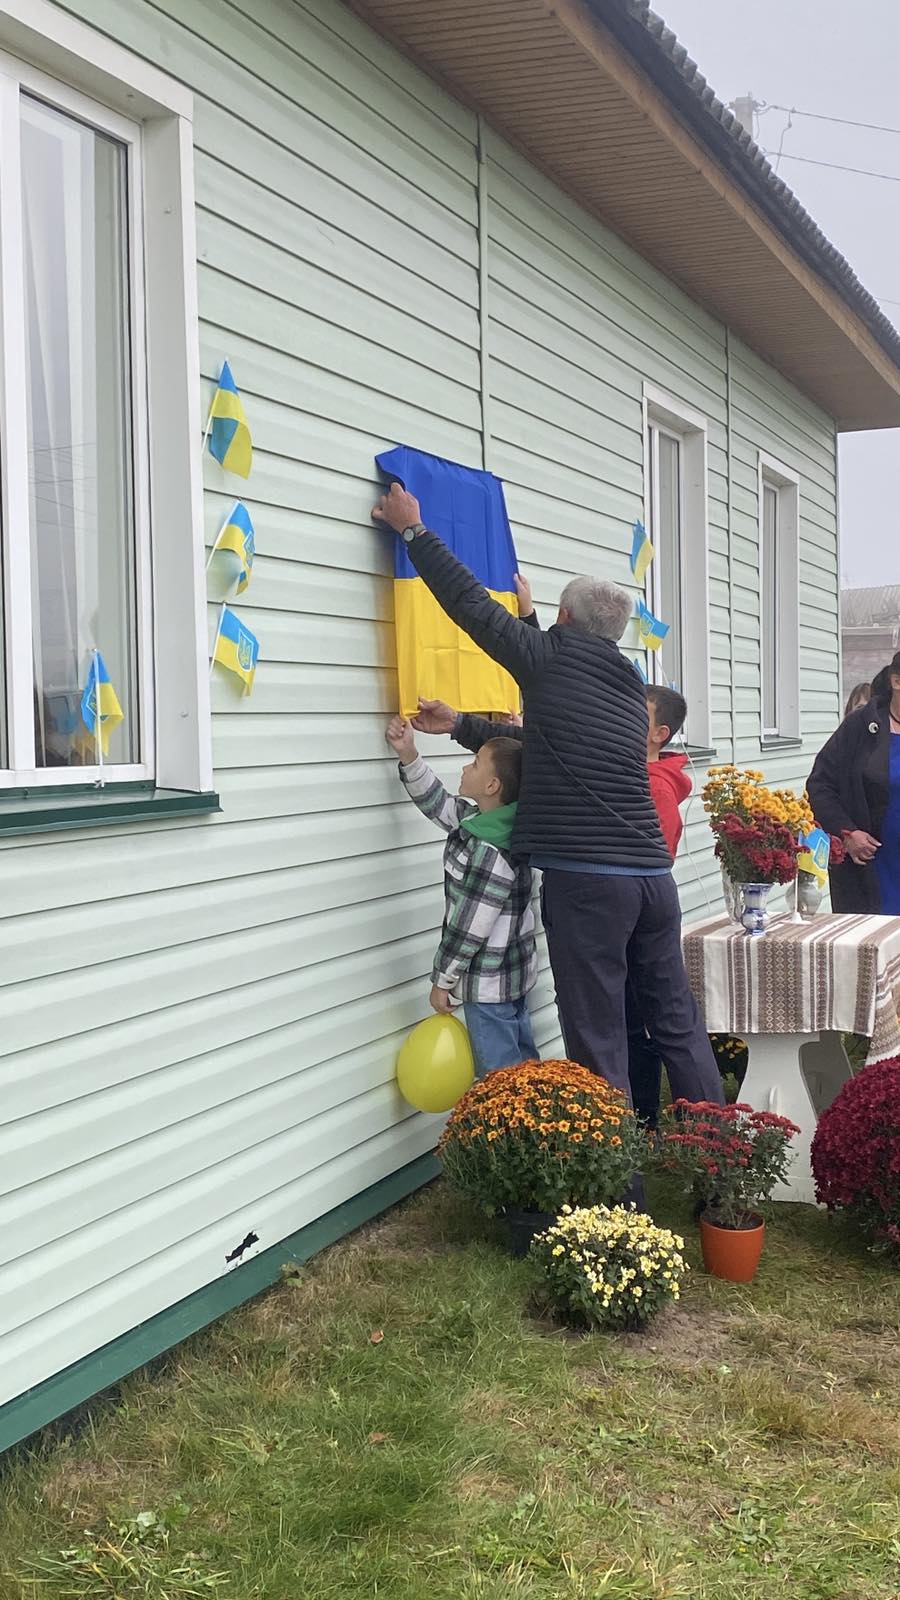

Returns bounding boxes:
[505,1208,555,1258]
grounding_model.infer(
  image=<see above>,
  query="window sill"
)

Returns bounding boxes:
[681,745,717,764]
[0,782,220,837]
[759,736,804,753]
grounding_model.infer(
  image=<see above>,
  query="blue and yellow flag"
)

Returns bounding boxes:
[213,605,259,695]
[636,599,669,652]
[376,446,521,718]
[80,651,124,755]
[630,519,654,584]
[212,501,255,594]
[207,361,252,478]
[797,826,830,887]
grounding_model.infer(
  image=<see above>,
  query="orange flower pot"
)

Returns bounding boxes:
[699,1213,765,1282]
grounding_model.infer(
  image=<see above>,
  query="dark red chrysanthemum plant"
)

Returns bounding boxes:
[811,1058,900,1251]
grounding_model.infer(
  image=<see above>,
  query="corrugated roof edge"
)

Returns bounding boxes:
[596,0,900,375]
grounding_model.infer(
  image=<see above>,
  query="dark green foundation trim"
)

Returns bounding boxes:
[0,783,220,837]
[0,1151,440,1456]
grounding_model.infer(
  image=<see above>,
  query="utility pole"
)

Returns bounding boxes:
[730,93,759,140]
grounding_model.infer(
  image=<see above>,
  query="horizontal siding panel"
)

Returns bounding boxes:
[0,797,459,920]
[211,661,399,715]
[0,1113,439,1406]
[490,397,642,481]
[0,849,446,991]
[490,255,727,424]
[490,322,642,425]
[0,932,441,1122]
[0,891,452,1059]
[195,103,478,302]
[199,274,482,433]
[199,216,479,390]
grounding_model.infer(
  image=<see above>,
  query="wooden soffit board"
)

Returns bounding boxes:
[349,0,900,430]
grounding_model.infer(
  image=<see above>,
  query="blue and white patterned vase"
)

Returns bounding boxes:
[738,882,773,937]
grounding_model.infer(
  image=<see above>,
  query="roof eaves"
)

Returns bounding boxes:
[595,0,900,375]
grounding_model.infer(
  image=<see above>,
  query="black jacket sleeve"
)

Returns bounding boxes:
[454,714,525,754]
[406,531,553,685]
[807,723,858,837]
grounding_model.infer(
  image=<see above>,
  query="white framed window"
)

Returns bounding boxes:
[642,385,711,748]
[0,1,210,794]
[758,453,800,741]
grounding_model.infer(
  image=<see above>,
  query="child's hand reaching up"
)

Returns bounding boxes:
[386,715,418,765]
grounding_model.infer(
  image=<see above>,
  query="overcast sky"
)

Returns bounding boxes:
[657,0,900,589]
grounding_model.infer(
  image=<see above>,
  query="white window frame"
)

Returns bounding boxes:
[758,452,800,742]
[0,0,210,792]
[641,384,711,749]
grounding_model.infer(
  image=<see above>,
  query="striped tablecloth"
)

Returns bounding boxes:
[683,913,900,1066]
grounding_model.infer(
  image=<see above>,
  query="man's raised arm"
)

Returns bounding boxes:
[372,483,550,687]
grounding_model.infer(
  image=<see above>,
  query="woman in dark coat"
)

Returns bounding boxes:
[807,651,900,914]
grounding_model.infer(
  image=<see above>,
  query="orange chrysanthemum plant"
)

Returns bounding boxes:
[437,1059,648,1217]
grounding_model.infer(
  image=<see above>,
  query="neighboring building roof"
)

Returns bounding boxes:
[841,586,900,630]
[353,0,900,428]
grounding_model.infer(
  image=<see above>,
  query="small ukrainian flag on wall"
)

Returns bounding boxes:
[375,445,521,718]
[213,605,259,695]
[212,501,255,594]
[636,598,669,652]
[207,361,253,478]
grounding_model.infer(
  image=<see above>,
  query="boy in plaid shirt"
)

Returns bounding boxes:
[386,714,538,1077]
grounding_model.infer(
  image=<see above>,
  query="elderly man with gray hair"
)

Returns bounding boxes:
[372,484,723,1108]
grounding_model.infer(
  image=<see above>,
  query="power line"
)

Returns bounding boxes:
[762,148,900,183]
[765,104,900,138]
[770,111,793,173]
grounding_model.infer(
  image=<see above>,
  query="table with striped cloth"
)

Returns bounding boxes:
[683,912,900,1067]
[682,913,900,1202]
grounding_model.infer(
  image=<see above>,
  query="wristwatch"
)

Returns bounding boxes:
[401,522,427,543]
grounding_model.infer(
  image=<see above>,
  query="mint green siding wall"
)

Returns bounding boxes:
[0,0,840,1418]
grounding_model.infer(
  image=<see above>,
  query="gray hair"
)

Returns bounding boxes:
[559,576,633,640]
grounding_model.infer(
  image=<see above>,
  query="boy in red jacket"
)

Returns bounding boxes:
[628,684,690,1126]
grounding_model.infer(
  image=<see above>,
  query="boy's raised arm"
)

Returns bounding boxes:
[386,716,467,834]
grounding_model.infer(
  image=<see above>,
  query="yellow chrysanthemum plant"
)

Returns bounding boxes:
[702,766,815,833]
[531,1205,688,1331]
[437,1060,649,1217]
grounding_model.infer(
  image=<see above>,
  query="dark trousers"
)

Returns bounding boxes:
[626,977,663,1128]
[541,869,723,1108]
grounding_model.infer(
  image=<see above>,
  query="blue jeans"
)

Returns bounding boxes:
[464,996,538,1078]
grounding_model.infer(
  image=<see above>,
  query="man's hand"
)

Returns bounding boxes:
[372,483,422,535]
[514,572,534,618]
[411,697,458,735]
[386,715,418,765]
[430,984,453,1014]
[845,829,881,865]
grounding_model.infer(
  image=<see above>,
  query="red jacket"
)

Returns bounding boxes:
[648,754,691,860]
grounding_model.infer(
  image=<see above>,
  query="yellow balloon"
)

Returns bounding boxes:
[396,1013,475,1113]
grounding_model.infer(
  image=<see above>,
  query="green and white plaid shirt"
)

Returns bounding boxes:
[399,755,537,1004]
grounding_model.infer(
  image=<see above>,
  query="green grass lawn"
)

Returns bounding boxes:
[2,1177,900,1600]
